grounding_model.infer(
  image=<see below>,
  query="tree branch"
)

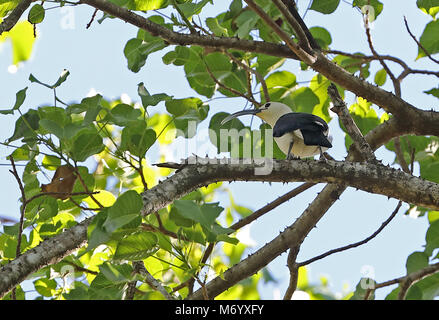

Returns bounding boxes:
[155,158,439,211]
[297,201,402,267]
[283,245,300,300]
[327,83,376,162]
[0,0,33,35]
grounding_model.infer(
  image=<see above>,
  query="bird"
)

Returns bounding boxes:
[221,102,332,160]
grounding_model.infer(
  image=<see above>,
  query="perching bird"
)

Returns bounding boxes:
[221,102,332,160]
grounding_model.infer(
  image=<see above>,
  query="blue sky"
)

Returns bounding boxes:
[0,1,437,299]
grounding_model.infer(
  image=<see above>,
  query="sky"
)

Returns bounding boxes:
[0,0,438,299]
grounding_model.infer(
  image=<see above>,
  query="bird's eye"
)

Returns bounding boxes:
[264,103,271,108]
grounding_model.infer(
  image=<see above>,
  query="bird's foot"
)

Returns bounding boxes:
[286,154,300,160]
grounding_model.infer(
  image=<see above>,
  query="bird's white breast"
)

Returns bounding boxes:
[274,133,328,158]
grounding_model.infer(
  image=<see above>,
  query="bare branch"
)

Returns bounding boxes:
[134,261,176,300]
[327,83,376,162]
[223,50,270,103]
[297,201,402,267]
[283,246,300,300]
[404,16,439,65]
[272,0,312,52]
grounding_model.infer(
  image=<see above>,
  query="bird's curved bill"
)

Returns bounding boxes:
[220,109,262,125]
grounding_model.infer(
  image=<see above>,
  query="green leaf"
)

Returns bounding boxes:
[124,38,147,73]
[165,97,199,117]
[29,69,70,89]
[406,251,429,274]
[425,220,439,255]
[287,87,319,114]
[417,0,439,19]
[102,190,143,234]
[173,200,211,229]
[133,0,167,10]
[137,82,172,108]
[410,273,439,299]
[265,71,297,101]
[7,109,40,143]
[424,87,439,99]
[28,4,45,24]
[87,209,111,251]
[0,87,28,115]
[374,68,387,86]
[108,103,142,126]
[2,21,36,65]
[42,155,61,170]
[206,17,228,36]
[99,262,133,283]
[114,232,158,260]
[309,27,332,50]
[0,0,20,18]
[417,20,439,60]
[177,0,211,19]
[68,128,104,162]
[353,0,384,19]
[310,0,340,14]
[350,278,376,300]
[120,120,156,157]
[34,278,57,297]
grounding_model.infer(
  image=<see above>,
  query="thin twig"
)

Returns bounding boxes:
[272,0,312,52]
[364,9,401,97]
[230,182,315,230]
[8,156,27,300]
[203,56,260,106]
[223,50,270,103]
[243,0,316,65]
[298,201,402,267]
[364,262,439,300]
[86,8,98,29]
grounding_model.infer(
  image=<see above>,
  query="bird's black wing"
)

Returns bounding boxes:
[273,113,331,147]
[273,113,328,136]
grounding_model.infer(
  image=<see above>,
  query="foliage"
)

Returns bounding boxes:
[1,0,439,300]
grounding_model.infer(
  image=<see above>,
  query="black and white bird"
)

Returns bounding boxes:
[221,102,332,159]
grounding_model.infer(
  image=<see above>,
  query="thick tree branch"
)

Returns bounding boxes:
[156,159,439,211]
[283,246,300,300]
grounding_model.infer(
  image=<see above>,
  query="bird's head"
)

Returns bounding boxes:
[221,102,292,128]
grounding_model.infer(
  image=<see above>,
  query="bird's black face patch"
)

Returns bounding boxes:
[264,102,271,109]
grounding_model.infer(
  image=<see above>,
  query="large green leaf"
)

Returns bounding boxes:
[310,0,340,14]
[265,71,297,101]
[113,232,158,260]
[1,21,36,65]
[7,109,40,143]
[417,0,439,19]
[120,120,156,157]
[417,20,439,60]
[353,0,383,19]
[406,251,429,274]
[0,87,27,115]
[28,4,45,24]
[425,220,439,255]
[102,190,143,234]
